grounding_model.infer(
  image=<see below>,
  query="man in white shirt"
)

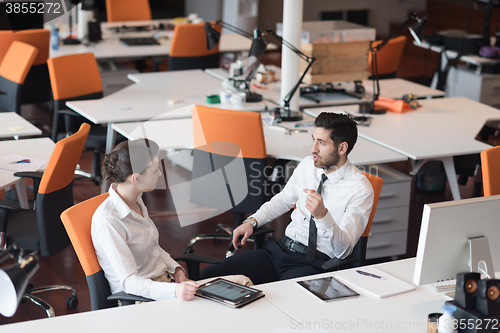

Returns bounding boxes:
[199,112,374,284]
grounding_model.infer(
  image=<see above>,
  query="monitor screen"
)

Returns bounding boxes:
[413,195,500,286]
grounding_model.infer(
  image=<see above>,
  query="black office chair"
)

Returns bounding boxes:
[60,193,221,310]
[0,124,90,317]
[322,172,383,271]
[183,105,274,257]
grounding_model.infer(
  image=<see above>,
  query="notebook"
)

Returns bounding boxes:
[335,267,416,298]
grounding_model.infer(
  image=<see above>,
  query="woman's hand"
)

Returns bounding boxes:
[175,281,199,301]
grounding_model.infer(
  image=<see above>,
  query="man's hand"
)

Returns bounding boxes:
[303,189,328,219]
[232,221,254,250]
[175,281,199,301]
[172,266,187,283]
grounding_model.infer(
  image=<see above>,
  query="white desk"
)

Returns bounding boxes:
[111,114,407,166]
[205,66,445,108]
[1,258,452,333]
[66,70,273,155]
[305,97,500,200]
[50,19,276,60]
[0,138,55,208]
[257,258,445,333]
[0,113,42,139]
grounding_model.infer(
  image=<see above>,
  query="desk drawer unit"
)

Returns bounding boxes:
[447,65,500,108]
[361,164,411,260]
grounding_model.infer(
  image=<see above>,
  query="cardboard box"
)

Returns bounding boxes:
[276,21,375,44]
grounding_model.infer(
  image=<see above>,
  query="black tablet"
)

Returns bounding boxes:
[195,278,264,308]
[297,276,359,301]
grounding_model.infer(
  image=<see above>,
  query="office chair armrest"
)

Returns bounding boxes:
[321,257,359,271]
[0,200,21,211]
[107,291,153,305]
[13,171,44,180]
[12,171,44,197]
[175,253,221,281]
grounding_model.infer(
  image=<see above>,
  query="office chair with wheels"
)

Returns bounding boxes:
[0,123,90,317]
[480,145,500,196]
[169,23,221,71]
[0,41,38,114]
[105,0,151,22]
[322,172,383,271]
[368,35,407,79]
[60,193,221,310]
[47,53,114,184]
[0,29,52,106]
[183,105,274,257]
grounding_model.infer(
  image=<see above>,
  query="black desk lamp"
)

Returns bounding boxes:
[205,21,268,103]
[260,28,315,122]
[359,12,427,114]
[0,245,39,317]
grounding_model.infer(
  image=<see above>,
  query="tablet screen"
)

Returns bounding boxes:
[197,279,260,303]
[297,276,359,301]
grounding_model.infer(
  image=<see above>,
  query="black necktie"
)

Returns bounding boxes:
[307,173,328,262]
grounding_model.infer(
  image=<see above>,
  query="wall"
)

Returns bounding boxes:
[258,0,426,38]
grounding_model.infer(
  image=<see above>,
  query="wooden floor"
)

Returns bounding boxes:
[0,53,481,326]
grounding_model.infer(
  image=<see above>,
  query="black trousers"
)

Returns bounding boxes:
[199,238,327,285]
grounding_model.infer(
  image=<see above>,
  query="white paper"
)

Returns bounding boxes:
[0,153,48,173]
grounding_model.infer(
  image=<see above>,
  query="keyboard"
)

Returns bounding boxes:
[429,279,456,292]
[120,37,160,46]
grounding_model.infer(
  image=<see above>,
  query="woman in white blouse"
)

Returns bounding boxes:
[91,139,250,301]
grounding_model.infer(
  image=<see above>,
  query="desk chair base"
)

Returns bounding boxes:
[23,284,78,317]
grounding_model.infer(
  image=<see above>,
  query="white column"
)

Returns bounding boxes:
[77,3,94,40]
[280,0,303,111]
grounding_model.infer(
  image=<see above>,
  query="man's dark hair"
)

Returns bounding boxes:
[314,112,358,155]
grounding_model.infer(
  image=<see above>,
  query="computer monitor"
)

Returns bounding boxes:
[413,195,500,286]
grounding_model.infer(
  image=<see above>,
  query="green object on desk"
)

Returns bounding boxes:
[206,95,220,104]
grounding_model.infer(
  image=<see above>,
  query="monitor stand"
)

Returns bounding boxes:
[469,236,495,278]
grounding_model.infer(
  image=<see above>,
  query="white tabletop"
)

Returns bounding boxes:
[1,257,453,333]
[257,258,446,333]
[305,97,497,160]
[50,19,276,60]
[66,70,271,125]
[0,113,42,139]
[0,289,293,333]
[205,66,445,108]
[112,114,407,166]
[415,40,500,67]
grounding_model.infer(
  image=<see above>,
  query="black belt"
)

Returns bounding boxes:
[280,236,331,261]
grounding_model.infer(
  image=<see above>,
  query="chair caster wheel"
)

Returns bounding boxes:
[183,246,193,254]
[66,295,78,309]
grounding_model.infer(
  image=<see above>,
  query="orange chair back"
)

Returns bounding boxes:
[106,0,151,22]
[368,35,407,77]
[38,123,90,195]
[481,145,500,196]
[170,23,221,57]
[0,29,49,66]
[47,53,103,101]
[61,193,109,276]
[192,104,266,159]
[0,41,38,84]
[361,172,384,237]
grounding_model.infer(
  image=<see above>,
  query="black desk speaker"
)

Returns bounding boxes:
[455,272,481,309]
[476,279,500,316]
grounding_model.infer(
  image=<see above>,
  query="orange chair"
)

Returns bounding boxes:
[169,23,221,71]
[184,105,274,256]
[322,172,383,270]
[480,145,500,196]
[0,124,90,317]
[47,53,106,183]
[61,193,151,310]
[105,0,151,22]
[368,35,407,79]
[0,41,38,114]
[0,29,51,105]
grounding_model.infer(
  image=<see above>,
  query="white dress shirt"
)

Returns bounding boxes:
[251,156,374,259]
[91,185,182,300]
